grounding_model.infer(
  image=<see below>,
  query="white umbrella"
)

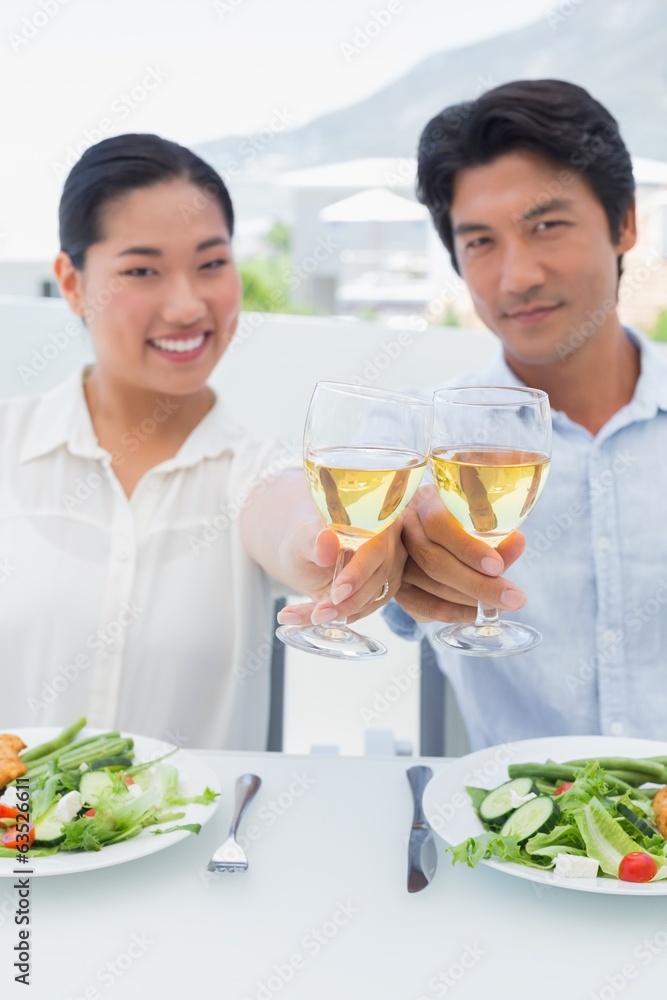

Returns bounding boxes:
[319,187,427,223]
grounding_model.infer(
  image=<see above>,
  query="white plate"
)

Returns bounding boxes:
[0,727,220,877]
[423,735,667,895]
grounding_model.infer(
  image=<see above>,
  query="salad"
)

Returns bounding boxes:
[449,754,667,882]
[0,718,218,857]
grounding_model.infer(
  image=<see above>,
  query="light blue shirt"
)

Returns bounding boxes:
[385,330,667,750]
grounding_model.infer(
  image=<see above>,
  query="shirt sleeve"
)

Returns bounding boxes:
[382,599,423,641]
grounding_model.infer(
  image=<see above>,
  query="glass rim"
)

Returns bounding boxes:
[433,385,549,406]
[314,380,432,408]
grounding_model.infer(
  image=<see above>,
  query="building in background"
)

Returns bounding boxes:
[619,157,667,331]
[1,155,666,337]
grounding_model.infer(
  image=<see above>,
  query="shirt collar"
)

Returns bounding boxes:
[625,327,667,415]
[20,366,103,464]
[19,365,243,468]
[479,327,667,423]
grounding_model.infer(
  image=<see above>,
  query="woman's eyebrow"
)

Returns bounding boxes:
[116,245,161,257]
[116,236,229,257]
[196,236,230,251]
[115,236,230,258]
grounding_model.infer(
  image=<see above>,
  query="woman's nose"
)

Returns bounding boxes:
[160,276,206,327]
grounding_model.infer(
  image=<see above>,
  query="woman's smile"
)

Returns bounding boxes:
[147,328,214,361]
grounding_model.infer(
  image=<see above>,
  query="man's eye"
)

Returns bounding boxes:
[535,220,565,232]
[466,237,491,250]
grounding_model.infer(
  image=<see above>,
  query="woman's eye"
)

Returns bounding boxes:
[201,258,228,271]
[121,267,157,277]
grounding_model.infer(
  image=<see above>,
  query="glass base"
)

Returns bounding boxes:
[433,620,542,657]
[275,623,387,660]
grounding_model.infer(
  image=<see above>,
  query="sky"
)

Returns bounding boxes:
[0,0,559,259]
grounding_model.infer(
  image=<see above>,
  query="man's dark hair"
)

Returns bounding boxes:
[417,79,635,277]
[59,133,234,269]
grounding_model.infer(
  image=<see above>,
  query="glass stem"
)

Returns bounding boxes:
[474,601,500,629]
[327,543,355,628]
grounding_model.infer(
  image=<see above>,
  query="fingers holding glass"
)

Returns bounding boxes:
[276,382,432,660]
[429,386,551,656]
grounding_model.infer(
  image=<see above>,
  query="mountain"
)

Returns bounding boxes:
[197,0,667,197]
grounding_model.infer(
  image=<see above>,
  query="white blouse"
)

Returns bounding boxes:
[0,367,290,750]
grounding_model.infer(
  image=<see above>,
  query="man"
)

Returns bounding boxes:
[385,79,667,749]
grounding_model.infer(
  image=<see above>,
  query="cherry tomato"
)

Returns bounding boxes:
[1,823,35,850]
[0,805,19,819]
[123,775,134,786]
[618,852,658,883]
[84,808,96,817]
[554,782,574,796]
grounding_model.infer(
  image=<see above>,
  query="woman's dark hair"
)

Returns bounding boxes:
[59,133,234,268]
[417,79,635,277]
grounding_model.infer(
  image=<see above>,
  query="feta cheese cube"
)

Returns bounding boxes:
[55,790,83,823]
[509,789,537,809]
[554,853,600,878]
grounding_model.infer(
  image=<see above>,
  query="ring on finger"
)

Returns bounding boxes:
[373,578,390,602]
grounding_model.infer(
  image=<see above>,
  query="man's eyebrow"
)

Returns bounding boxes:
[520,197,576,223]
[453,222,492,237]
[116,236,230,257]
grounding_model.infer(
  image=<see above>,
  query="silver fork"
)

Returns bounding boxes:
[206,773,261,873]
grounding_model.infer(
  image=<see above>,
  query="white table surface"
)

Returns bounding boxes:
[3,750,667,999]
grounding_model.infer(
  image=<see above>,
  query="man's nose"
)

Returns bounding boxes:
[160,276,206,326]
[498,241,546,297]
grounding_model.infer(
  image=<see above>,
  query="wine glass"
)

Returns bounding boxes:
[276,381,432,660]
[430,385,552,656]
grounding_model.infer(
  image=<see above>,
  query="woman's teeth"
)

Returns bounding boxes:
[150,334,206,353]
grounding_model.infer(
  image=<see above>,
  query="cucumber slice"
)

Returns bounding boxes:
[616,803,659,839]
[500,796,560,843]
[33,802,65,847]
[79,771,115,807]
[479,778,536,827]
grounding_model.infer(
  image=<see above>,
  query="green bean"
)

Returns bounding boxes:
[606,769,665,787]
[507,762,636,795]
[21,731,121,771]
[25,737,132,781]
[564,757,667,783]
[19,716,87,762]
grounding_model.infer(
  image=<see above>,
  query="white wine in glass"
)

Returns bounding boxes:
[277,382,432,660]
[430,387,552,656]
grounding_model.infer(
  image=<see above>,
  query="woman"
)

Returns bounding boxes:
[0,134,404,748]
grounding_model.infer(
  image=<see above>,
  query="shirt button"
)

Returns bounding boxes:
[610,721,624,736]
[602,629,617,645]
[117,548,131,562]
[597,535,611,552]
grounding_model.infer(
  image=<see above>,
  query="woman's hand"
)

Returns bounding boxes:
[240,469,406,626]
[395,485,527,622]
[276,517,407,627]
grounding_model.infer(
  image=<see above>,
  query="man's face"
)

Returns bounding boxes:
[449,149,636,368]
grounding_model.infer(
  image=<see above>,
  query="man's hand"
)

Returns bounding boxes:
[276,517,407,627]
[396,485,527,623]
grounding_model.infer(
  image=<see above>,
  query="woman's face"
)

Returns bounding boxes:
[56,179,241,397]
